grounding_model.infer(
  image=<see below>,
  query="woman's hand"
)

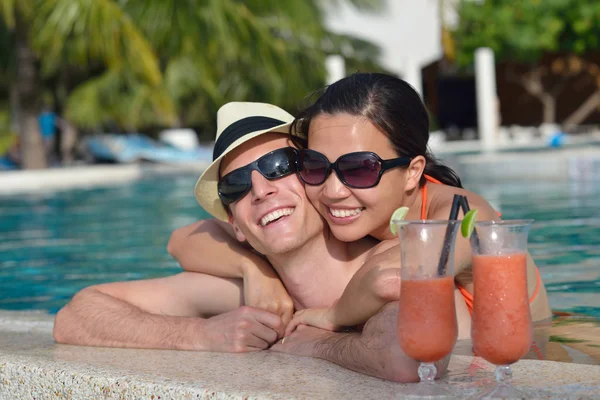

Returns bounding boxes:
[242,255,294,328]
[284,307,338,337]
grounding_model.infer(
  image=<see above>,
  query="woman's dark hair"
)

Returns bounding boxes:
[291,72,462,188]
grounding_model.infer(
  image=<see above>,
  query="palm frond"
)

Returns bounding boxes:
[31,0,162,85]
[65,68,176,130]
[0,0,17,28]
[0,0,35,29]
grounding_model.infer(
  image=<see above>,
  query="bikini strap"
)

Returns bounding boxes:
[420,175,442,220]
[424,174,443,184]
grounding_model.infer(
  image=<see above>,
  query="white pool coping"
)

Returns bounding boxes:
[452,146,600,182]
[0,311,599,399]
[430,130,600,155]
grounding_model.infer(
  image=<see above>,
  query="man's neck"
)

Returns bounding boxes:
[266,228,374,310]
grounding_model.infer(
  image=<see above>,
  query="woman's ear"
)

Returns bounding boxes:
[405,155,426,192]
[228,214,247,243]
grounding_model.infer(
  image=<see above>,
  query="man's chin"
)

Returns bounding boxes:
[259,237,301,256]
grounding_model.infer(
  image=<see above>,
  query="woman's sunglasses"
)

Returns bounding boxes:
[218,147,299,205]
[298,149,412,188]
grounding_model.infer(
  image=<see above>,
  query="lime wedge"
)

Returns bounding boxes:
[389,207,409,235]
[461,209,478,238]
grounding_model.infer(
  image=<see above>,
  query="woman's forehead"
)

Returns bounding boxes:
[309,113,368,135]
[308,114,393,156]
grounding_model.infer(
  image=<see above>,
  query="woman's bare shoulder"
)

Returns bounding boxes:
[366,237,399,258]
[428,185,499,221]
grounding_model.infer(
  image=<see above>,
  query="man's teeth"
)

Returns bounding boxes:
[329,207,363,218]
[260,208,294,227]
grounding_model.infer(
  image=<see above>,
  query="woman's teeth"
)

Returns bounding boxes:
[260,208,294,227]
[329,207,363,218]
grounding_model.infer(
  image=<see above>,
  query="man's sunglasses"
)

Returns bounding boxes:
[298,149,412,188]
[218,147,299,205]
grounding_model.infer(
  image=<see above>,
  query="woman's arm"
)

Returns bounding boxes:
[285,241,401,334]
[167,219,294,325]
[286,240,473,339]
[168,219,261,277]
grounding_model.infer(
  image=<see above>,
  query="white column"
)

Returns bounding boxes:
[404,59,423,97]
[475,47,498,152]
[325,55,345,85]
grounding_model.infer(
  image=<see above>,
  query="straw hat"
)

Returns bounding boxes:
[194,102,294,220]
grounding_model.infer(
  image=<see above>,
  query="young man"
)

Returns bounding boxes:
[54,103,456,382]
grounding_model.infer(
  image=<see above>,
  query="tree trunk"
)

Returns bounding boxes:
[519,70,557,125]
[562,91,600,130]
[540,94,556,124]
[15,16,47,169]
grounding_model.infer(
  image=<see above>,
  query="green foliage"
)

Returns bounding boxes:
[0,0,35,29]
[0,105,15,154]
[453,0,600,67]
[32,0,162,84]
[65,67,177,130]
[549,335,587,344]
[0,0,387,134]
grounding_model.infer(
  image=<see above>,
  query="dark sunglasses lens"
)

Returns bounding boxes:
[258,148,297,179]
[299,151,329,185]
[338,153,381,187]
[219,169,251,204]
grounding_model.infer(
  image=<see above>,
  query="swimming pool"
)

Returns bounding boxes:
[1,173,599,317]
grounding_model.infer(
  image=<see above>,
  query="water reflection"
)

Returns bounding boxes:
[0,175,599,318]
[0,174,207,312]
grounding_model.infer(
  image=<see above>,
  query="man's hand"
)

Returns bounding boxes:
[242,258,294,326]
[271,325,335,357]
[284,307,337,337]
[272,303,448,383]
[200,306,285,353]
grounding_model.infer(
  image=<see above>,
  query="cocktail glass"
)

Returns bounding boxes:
[394,220,460,398]
[469,220,534,399]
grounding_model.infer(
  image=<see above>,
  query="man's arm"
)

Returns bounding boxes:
[168,220,294,324]
[54,272,284,352]
[273,302,449,383]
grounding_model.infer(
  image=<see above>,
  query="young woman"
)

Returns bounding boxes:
[169,73,551,333]
[284,72,551,331]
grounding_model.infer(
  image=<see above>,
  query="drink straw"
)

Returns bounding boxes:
[459,196,481,251]
[436,194,463,275]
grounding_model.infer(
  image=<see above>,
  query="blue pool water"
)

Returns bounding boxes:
[1,174,599,316]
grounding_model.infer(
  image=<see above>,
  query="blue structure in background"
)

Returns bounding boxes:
[38,111,58,141]
[548,132,567,148]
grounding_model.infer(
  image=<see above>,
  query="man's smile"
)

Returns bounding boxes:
[259,207,295,227]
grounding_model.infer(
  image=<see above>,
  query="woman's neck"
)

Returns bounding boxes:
[372,184,424,241]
